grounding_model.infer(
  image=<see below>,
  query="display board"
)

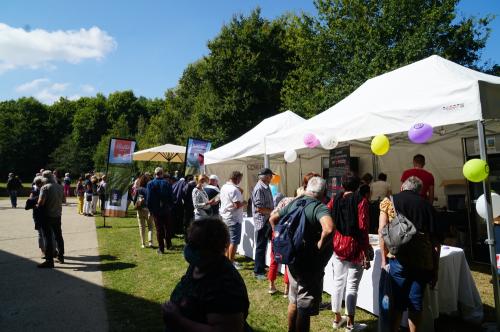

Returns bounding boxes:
[328,145,350,198]
[184,138,211,176]
[104,138,136,217]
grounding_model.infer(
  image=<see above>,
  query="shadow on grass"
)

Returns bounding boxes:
[0,249,163,332]
[65,254,117,262]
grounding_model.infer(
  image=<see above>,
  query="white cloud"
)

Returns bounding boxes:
[15,78,96,104]
[0,23,116,74]
[15,78,50,92]
[80,84,95,93]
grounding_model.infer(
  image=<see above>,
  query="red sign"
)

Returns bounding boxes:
[113,139,132,158]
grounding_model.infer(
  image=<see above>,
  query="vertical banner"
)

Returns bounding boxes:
[328,145,350,199]
[184,138,211,176]
[104,138,136,217]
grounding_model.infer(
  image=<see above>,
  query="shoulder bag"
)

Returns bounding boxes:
[380,195,417,255]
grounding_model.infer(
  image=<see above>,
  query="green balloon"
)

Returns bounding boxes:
[463,159,489,182]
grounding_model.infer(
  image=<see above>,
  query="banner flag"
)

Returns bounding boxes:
[184,138,211,176]
[104,138,136,217]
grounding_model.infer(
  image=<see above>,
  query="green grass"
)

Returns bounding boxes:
[96,214,495,332]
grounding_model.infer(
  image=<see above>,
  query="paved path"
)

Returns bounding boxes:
[0,197,108,332]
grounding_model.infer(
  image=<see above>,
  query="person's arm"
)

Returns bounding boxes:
[269,211,280,231]
[378,210,389,269]
[428,185,435,204]
[162,301,245,332]
[358,199,370,249]
[192,190,209,209]
[253,189,273,215]
[38,188,46,207]
[317,215,334,251]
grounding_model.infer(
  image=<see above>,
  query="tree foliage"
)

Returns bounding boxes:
[281,0,494,117]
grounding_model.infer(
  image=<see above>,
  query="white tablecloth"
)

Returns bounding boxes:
[237,218,483,325]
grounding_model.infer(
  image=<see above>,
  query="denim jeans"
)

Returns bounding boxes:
[254,222,270,275]
[8,190,17,208]
[41,216,64,261]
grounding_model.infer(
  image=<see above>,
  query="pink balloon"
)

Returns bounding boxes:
[304,133,320,148]
[408,123,433,144]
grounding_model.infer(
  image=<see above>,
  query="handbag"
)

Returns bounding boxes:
[380,196,417,255]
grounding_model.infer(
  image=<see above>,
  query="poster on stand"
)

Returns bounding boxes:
[184,138,211,176]
[104,138,136,217]
[328,145,350,199]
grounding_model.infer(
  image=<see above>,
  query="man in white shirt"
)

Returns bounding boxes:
[370,173,392,202]
[220,171,244,269]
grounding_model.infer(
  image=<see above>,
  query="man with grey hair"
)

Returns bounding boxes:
[147,167,174,254]
[269,176,334,332]
[252,168,275,280]
[378,175,440,332]
[37,170,65,268]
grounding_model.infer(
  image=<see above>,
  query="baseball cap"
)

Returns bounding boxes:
[209,174,219,182]
[258,168,275,176]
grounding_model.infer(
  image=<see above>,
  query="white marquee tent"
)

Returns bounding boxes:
[205,110,306,164]
[205,110,310,198]
[265,55,500,154]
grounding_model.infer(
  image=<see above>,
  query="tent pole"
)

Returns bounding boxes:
[263,137,270,168]
[477,119,500,328]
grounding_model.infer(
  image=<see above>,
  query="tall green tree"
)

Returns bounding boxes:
[282,0,494,117]
[0,98,49,180]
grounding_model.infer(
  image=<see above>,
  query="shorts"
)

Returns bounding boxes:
[227,222,242,245]
[389,258,428,312]
[287,269,323,316]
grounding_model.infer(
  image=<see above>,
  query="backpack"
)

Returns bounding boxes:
[380,195,417,255]
[272,199,319,265]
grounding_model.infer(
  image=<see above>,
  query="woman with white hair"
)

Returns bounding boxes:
[192,175,217,220]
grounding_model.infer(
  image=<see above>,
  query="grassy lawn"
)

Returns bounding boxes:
[96,214,495,332]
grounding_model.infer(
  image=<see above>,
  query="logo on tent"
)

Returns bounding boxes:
[442,103,464,111]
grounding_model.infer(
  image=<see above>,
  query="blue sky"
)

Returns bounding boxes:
[0,0,498,104]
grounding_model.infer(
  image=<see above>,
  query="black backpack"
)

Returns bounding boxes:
[272,199,318,265]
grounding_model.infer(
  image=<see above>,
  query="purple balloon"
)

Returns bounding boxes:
[408,123,433,144]
[304,133,320,148]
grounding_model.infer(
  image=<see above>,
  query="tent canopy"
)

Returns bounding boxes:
[205,110,305,165]
[133,143,185,163]
[266,55,500,155]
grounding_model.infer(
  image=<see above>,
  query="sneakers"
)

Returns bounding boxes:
[233,262,242,270]
[37,261,54,268]
[141,244,145,249]
[332,316,347,329]
[157,249,165,255]
[254,273,267,281]
[345,323,367,331]
[147,242,153,248]
[268,287,278,295]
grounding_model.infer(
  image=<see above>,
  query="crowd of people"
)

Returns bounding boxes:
[7,152,439,332]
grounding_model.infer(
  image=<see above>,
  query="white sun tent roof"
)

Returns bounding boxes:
[205,110,305,165]
[133,143,185,163]
[266,55,500,155]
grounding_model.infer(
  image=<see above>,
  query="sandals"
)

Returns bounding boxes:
[268,287,278,295]
[332,316,347,329]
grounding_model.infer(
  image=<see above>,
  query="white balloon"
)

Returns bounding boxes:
[475,193,500,219]
[319,134,339,150]
[284,150,297,163]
